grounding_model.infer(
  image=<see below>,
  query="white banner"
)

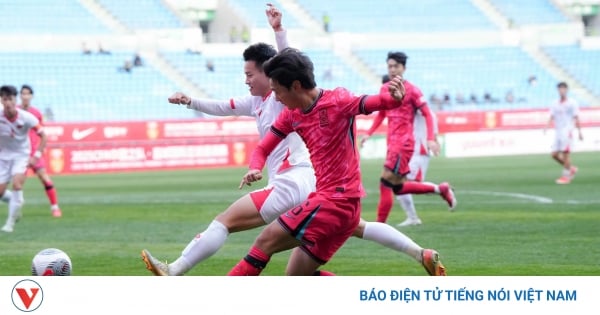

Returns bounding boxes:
[1,276,597,314]
[444,127,600,158]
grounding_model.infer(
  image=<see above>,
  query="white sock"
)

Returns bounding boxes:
[0,190,11,203]
[7,190,23,222]
[562,168,570,177]
[169,220,229,275]
[397,194,419,220]
[362,221,423,262]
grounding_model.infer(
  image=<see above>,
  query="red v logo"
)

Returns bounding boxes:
[16,288,39,309]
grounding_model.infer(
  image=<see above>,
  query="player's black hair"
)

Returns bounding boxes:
[20,84,34,95]
[387,51,408,66]
[243,43,277,70]
[557,82,568,88]
[0,85,18,97]
[263,47,316,90]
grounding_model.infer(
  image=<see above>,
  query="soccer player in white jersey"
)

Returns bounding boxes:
[545,82,583,184]
[396,107,439,226]
[141,4,445,276]
[0,85,47,233]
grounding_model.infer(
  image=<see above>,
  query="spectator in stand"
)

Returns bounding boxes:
[118,60,133,73]
[98,43,111,55]
[241,26,250,43]
[206,60,215,72]
[322,12,330,32]
[469,93,479,104]
[82,42,91,55]
[133,53,143,67]
[505,90,515,104]
[455,92,466,104]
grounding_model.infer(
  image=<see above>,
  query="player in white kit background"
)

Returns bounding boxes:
[396,107,439,226]
[544,82,583,185]
[0,85,47,233]
[141,4,445,276]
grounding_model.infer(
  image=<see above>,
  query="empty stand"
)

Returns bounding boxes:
[543,45,600,97]
[294,0,497,32]
[0,0,110,34]
[0,52,190,122]
[96,0,185,29]
[488,0,569,25]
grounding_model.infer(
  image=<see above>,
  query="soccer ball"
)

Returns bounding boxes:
[31,248,72,276]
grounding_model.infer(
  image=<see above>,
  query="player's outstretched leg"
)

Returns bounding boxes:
[354,219,446,275]
[141,194,266,276]
[2,190,23,233]
[392,181,457,211]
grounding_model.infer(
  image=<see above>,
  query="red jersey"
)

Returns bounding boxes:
[19,105,43,154]
[249,87,403,198]
[369,80,435,147]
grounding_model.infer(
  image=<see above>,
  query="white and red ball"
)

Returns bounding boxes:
[31,248,72,276]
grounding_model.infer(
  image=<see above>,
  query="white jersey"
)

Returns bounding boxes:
[189,93,312,183]
[413,109,438,156]
[550,98,579,138]
[0,108,41,160]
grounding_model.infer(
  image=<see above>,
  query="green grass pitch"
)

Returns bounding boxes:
[1,152,598,276]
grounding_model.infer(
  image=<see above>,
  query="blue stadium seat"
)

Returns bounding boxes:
[0,0,110,34]
[96,0,185,29]
[0,52,190,122]
[162,49,378,100]
[354,47,563,110]
[295,0,497,32]
[227,0,301,29]
[489,0,569,25]
[543,45,600,97]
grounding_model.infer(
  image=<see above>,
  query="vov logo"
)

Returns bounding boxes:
[11,279,44,312]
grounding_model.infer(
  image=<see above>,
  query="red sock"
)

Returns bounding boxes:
[227,246,270,276]
[376,183,394,223]
[396,181,436,195]
[44,181,58,206]
[313,270,336,276]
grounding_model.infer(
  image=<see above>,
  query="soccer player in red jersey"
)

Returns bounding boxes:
[227,48,428,276]
[19,85,62,217]
[362,52,456,224]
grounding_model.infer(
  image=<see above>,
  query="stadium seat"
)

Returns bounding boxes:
[543,45,600,97]
[96,0,186,29]
[0,0,110,34]
[488,0,569,25]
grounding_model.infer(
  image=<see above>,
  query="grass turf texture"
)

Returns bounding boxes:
[1,152,598,276]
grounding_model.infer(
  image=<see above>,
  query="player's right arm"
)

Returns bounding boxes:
[168,92,254,117]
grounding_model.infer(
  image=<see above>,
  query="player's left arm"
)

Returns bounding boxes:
[574,115,583,140]
[359,75,406,114]
[266,3,289,51]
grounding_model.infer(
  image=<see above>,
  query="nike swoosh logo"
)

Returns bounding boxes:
[72,127,96,140]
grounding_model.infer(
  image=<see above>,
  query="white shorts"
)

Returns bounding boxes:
[249,165,316,223]
[406,154,430,182]
[0,157,29,184]
[552,135,573,153]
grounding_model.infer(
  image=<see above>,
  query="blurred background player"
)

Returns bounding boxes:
[362,52,456,224]
[0,85,47,232]
[19,85,62,217]
[142,5,445,276]
[545,82,583,184]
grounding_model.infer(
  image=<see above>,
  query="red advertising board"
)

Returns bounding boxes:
[43,140,258,175]
[41,108,600,174]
